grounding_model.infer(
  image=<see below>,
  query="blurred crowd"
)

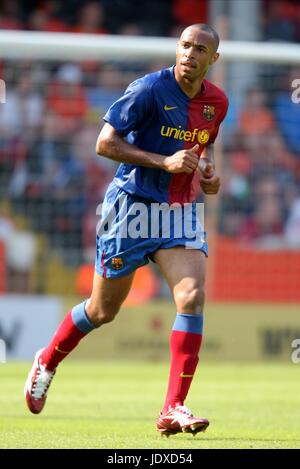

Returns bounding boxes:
[1,0,300,41]
[0,0,207,37]
[263,0,300,43]
[0,0,300,294]
[220,75,300,248]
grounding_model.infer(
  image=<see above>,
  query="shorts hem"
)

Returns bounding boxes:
[95,262,147,279]
[157,243,208,257]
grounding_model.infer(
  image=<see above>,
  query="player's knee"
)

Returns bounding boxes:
[86,302,119,327]
[175,285,205,313]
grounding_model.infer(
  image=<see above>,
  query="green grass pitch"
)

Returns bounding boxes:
[1,360,300,449]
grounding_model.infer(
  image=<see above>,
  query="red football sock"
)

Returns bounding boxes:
[163,313,203,412]
[40,302,95,371]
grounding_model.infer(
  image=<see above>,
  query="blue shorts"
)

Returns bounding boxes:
[95,182,208,278]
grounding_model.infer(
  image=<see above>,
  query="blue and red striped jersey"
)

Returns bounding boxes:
[103,66,228,204]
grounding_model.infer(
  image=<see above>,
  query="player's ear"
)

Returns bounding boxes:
[210,52,219,65]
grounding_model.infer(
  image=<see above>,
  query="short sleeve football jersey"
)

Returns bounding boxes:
[103,66,228,204]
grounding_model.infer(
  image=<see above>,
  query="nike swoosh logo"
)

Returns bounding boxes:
[164,105,178,111]
[55,346,69,354]
[180,372,194,378]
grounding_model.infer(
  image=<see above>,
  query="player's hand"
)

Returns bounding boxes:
[198,159,221,195]
[162,144,199,174]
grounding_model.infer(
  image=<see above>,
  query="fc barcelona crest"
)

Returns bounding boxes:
[203,105,215,121]
[111,257,124,270]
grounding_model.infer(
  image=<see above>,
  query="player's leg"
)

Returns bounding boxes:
[40,269,135,369]
[24,270,134,414]
[153,246,209,435]
[155,246,205,410]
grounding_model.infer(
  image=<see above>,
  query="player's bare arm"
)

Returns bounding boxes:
[96,122,199,174]
[198,144,220,195]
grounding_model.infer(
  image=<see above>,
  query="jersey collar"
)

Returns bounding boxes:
[169,65,207,100]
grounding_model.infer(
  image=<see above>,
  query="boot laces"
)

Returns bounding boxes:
[32,362,55,399]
